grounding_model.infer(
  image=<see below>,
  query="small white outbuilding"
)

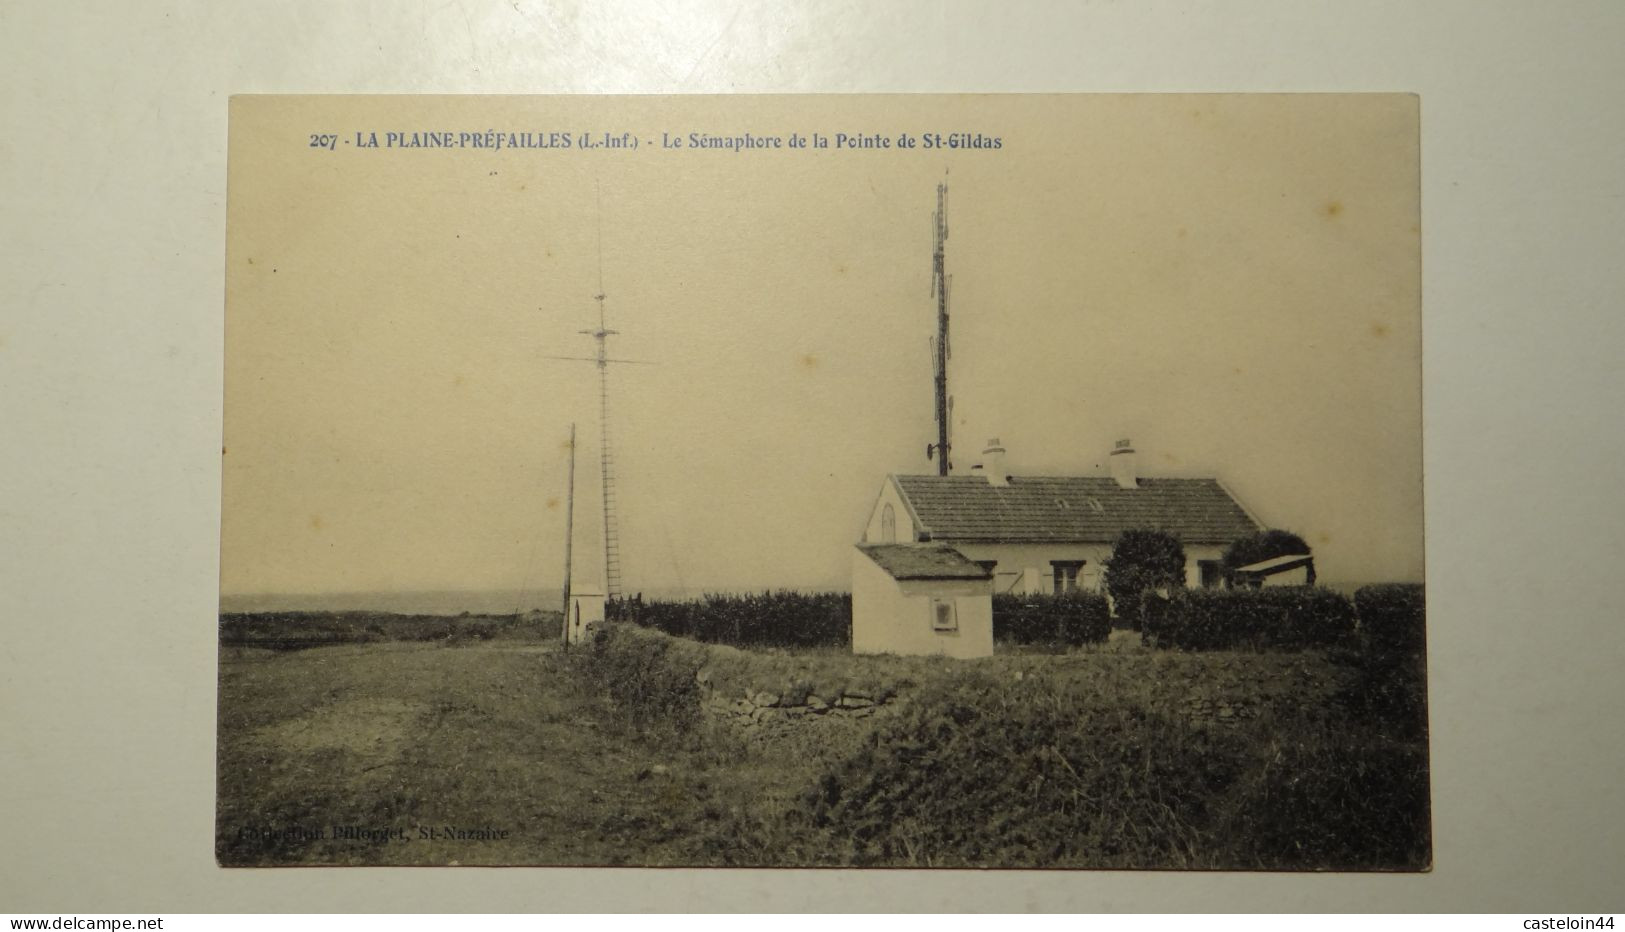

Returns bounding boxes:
[852,543,994,659]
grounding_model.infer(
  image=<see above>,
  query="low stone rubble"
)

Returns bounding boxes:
[699,668,898,734]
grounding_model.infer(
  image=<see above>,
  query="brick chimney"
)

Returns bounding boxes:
[1110,438,1138,489]
[982,438,1009,486]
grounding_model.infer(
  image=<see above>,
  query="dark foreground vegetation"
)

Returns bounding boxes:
[573,615,1429,870]
[218,585,1428,869]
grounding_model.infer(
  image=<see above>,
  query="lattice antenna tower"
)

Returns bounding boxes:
[542,188,655,599]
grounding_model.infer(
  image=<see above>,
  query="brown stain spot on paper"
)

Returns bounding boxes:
[1323,200,1343,219]
[1317,533,1332,546]
[545,497,560,510]
[1371,322,1390,339]
[453,374,467,387]
[799,353,819,370]
[309,515,324,531]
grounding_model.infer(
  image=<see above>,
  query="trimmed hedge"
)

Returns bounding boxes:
[1354,584,1427,653]
[608,591,852,649]
[608,590,1114,652]
[1345,583,1430,743]
[1142,587,1357,651]
[992,591,1112,647]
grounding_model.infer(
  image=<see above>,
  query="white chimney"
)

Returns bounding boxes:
[982,438,1009,486]
[1110,438,1138,489]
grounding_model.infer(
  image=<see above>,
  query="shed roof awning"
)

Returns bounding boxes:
[1234,553,1314,575]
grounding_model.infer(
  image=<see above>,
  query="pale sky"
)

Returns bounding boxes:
[222,94,1421,597]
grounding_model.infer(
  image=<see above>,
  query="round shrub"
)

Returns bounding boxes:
[1103,529,1186,629]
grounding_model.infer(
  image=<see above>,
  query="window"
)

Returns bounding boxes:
[1199,560,1222,589]
[1051,560,1086,594]
[880,503,896,543]
[931,597,958,632]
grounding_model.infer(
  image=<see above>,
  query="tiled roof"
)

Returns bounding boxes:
[892,475,1261,544]
[858,543,993,581]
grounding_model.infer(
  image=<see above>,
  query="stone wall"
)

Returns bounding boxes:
[587,623,1344,746]
[585,624,917,737]
[699,672,899,735]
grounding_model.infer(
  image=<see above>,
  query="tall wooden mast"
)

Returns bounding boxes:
[928,181,953,475]
[560,422,575,646]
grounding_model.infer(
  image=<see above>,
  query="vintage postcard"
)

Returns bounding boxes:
[219,94,1426,869]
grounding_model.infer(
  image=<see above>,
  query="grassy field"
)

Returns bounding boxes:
[218,639,815,866]
[217,615,1429,868]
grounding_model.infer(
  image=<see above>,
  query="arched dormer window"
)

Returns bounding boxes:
[881,503,897,543]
